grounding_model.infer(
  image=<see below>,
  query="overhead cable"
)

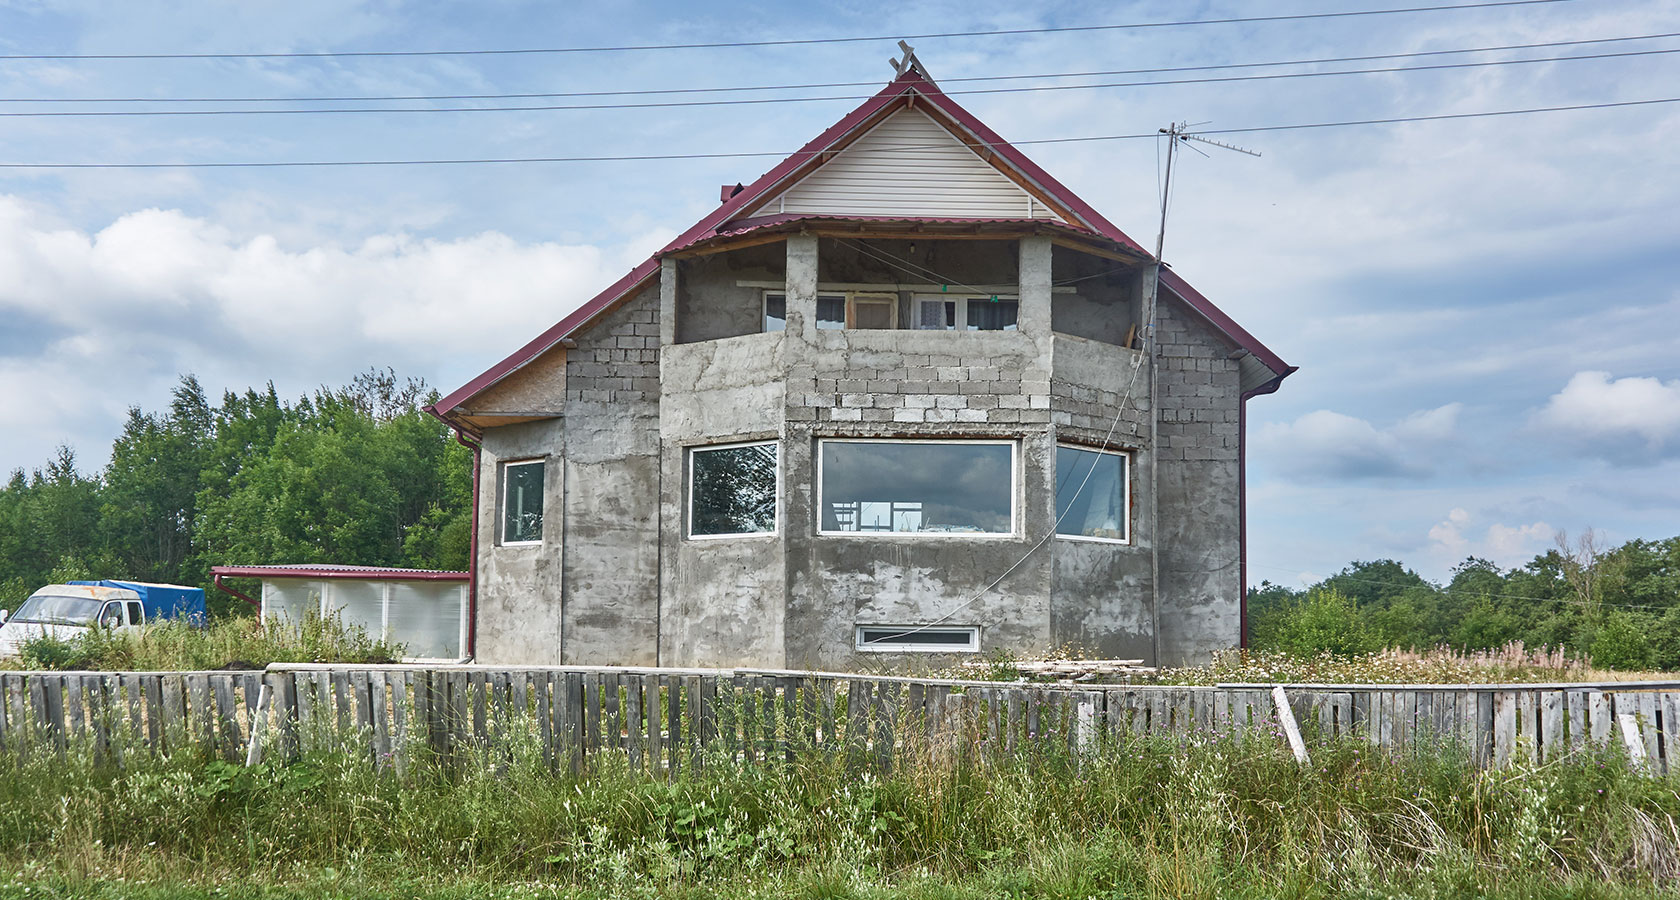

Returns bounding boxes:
[0,1,1575,60]
[4,30,1668,104]
[4,47,1671,117]
[0,96,1672,169]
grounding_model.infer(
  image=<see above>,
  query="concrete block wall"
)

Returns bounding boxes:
[471,237,1246,671]
[1152,296,1244,666]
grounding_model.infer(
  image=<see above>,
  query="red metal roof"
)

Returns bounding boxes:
[431,67,1291,419]
[211,564,468,582]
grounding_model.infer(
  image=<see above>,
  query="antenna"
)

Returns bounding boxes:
[1154,121,1260,259]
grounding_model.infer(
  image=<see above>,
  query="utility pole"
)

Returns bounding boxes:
[1145,122,1259,667]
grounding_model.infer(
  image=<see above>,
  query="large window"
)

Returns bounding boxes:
[1054,445,1129,543]
[914,294,1019,331]
[689,441,778,538]
[501,460,545,545]
[819,440,1015,536]
[763,292,894,331]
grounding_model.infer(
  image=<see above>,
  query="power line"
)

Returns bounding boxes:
[5,47,1670,117]
[0,1,1575,61]
[1,96,1672,169]
[5,31,1669,104]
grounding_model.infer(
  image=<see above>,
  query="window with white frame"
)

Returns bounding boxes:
[913,294,1019,331]
[501,459,545,545]
[1054,445,1129,543]
[856,625,980,652]
[689,441,778,538]
[763,291,895,332]
[818,439,1015,535]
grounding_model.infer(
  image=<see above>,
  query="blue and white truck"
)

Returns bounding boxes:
[0,580,206,657]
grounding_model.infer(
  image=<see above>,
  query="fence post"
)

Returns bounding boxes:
[1272,686,1309,765]
[245,683,272,767]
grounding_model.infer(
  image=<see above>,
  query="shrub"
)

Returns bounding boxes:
[1590,611,1655,671]
[1262,587,1382,657]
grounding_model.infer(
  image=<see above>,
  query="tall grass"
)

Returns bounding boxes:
[1,709,1677,898]
[4,612,404,671]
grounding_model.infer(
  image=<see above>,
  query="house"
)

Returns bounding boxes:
[427,55,1293,670]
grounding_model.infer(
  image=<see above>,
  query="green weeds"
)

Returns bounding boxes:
[7,612,404,671]
[0,721,1677,898]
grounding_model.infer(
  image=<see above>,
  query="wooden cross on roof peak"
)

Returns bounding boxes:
[889,40,932,82]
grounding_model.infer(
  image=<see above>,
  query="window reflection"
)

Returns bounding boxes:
[1054,446,1127,542]
[820,441,1013,534]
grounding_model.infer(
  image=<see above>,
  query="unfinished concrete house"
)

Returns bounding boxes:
[428,58,1293,670]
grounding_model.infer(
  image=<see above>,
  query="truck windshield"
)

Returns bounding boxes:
[9,595,103,626]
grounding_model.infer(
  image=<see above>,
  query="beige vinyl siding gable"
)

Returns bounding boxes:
[752,108,1065,221]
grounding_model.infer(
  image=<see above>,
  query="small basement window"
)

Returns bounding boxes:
[689,441,778,538]
[819,439,1015,535]
[502,459,545,545]
[856,625,979,652]
[1054,445,1129,543]
[914,294,1019,331]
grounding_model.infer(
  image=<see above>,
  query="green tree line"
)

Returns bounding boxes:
[1249,532,1680,670]
[0,369,471,617]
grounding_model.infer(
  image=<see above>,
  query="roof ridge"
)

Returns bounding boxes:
[430,66,1290,419]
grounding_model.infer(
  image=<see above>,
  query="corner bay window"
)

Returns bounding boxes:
[819,440,1015,535]
[689,441,778,537]
[501,459,545,545]
[1054,445,1129,542]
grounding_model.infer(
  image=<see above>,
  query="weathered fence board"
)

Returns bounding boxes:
[4,667,1679,777]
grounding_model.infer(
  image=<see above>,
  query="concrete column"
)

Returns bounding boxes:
[785,234,818,341]
[659,257,678,346]
[1017,236,1053,337]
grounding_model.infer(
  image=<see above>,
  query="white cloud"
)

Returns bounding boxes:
[0,195,636,469]
[1254,403,1461,480]
[1426,507,1552,570]
[1532,371,1680,464]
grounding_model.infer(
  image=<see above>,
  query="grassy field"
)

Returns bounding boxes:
[1,614,404,672]
[2,716,1678,899]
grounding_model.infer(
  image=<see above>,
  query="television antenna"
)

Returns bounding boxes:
[1154,121,1260,259]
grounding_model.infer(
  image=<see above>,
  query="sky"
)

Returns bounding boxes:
[1,0,1676,586]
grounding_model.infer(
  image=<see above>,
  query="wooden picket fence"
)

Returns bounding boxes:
[0,666,1676,774]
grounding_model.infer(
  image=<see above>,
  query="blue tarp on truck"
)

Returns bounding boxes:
[69,580,207,625]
